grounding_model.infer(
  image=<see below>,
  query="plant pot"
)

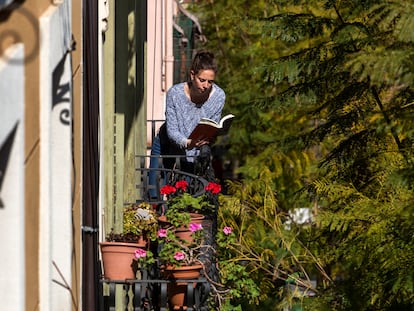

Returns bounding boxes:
[159,212,205,243]
[163,264,203,310]
[157,214,169,227]
[188,212,204,223]
[100,241,145,280]
[175,213,205,243]
[158,212,204,226]
[174,228,194,243]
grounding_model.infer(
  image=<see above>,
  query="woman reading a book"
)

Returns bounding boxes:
[149,50,226,197]
[166,50,226,157]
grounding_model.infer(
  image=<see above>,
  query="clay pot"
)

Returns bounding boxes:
[99,241,145,280]
[175,213,205,243]
[163,264,203,310]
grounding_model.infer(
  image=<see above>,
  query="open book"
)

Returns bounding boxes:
[189,114,235,141]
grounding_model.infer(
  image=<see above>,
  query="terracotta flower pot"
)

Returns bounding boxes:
[99,241,145,280]
[188,212,204,223]
[159,213,205,243]
[174,228,194,243]
[158,212,204,225]
[163,264,203,310]
[175,213,205,243]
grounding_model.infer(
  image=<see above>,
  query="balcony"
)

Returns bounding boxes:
[100,150,219,310]
[100,273,211,311]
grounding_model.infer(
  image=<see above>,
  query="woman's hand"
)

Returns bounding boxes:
[187,138,210,149]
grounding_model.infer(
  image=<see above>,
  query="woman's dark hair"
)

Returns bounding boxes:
[190,50,217,74]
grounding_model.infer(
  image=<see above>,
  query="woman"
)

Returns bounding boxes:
[165,50,226,162]
[149,50,226,197]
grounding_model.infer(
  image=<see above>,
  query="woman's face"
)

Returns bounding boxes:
[191,69,215,94]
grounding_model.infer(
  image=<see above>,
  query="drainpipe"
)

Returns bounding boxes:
[82,0,100,310]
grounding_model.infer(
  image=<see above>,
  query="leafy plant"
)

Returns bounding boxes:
[156,223,205,267]
[212,225,261,311]
[133,247,156,271]
[106,202,158,242]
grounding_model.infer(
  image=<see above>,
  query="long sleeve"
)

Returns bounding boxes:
[165,83,226,151]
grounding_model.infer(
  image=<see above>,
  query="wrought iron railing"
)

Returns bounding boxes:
[134,154,211,205]
[100,276,211,311]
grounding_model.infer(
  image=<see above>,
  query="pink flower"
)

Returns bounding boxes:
[223,226,232,235]
[134,248,147,259]
[157,229,167,238]
[160,185,176,195]
[205,182,221,194]
[189,223,203,232]
[175,180,188,192]
[173,251,185,261]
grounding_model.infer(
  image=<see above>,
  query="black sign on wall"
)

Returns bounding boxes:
[52,53,71,126]
[0,122,18,208]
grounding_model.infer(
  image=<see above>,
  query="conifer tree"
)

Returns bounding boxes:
[192,0,414,310]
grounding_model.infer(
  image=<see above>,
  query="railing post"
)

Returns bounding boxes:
[108,282,116,310]
[132,282,142,311]
[186,282,195,311]
[160,282,169,310]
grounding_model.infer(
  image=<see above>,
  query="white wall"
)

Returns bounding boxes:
[0,43,25,311]
[39,1,74,310]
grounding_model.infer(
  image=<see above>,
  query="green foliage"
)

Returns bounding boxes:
[160,180,218,227]
[165,192,214,227]
[133,248,156,271]
[216,172,327,310]
[123,203,159,238]
[106,203,158,242]
[212,221,261,310]
[190,0,414,309]
[157,226,205,267]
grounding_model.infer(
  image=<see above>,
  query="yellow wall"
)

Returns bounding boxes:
[71,0,82,308]
[0,2,43,309]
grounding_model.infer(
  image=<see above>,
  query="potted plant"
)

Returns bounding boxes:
[155,179,222,269]
[156,220,206,309]
[100,202,158,280]
[149,180,224,309]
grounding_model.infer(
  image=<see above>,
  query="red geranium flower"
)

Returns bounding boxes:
[205,182,221,194]
[175,180,188,192]
[160,185,176,195]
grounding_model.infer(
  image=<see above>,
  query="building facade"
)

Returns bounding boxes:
[0,0,82,310]
[0,0,199,309]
